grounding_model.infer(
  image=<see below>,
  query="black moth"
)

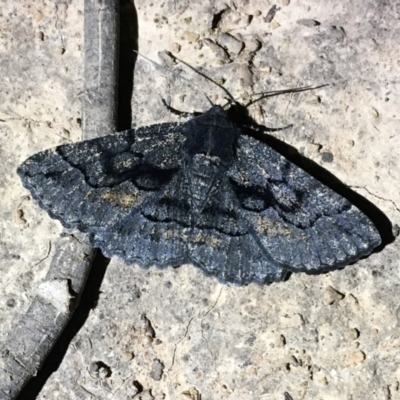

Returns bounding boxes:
[17,98,381,285]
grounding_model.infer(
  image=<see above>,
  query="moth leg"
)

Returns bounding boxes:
[256,124,293,133]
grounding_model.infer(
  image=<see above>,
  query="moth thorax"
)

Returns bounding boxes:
[188,154,222,213]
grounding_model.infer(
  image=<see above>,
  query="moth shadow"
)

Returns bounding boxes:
[242,123,393,275]
[17,251,110,399]
[118,0,139,130]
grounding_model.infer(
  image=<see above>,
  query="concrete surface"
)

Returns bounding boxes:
[1,0,399,399]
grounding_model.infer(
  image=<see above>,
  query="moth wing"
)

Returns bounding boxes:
[188,226,289,285]
[17,123,186,234]
[228,134,381,273]
[92,170,195,267]
[180,177,289,284]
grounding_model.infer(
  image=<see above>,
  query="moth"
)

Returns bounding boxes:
[17,96,381,285]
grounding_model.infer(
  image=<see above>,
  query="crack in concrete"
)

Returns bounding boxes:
[79,384,98,398]
[0,115,50,126]
[351,185,400,214]
[4,241,52,289]
[111,373,134,398]
[169,314,195,371]
[201,326,217,375]
[168,286,223,372]
[31,240,52,268]
[0,115,73,142]
[54,4,66,51]
[199,286,224,374]
[202,286,224,319]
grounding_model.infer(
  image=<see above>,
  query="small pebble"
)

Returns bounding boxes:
[347,328,360,340]
[218,10,251,31]
[32,9,44,22]
[158,50,176,68]
[133,390,155,400]
[244,38,261,52]
[141,335,154,346]
[290,355,300,367]
[98,366,110,379]
[344,139,355,148]
[121,351,134,361]
[382,386,390,399]
[323,286,345,305]
[13,209,27,226]
[203,39,229,63]
[265,5,278,23]
[218,32,244,54]
[321,151,334,163]
[150,359,165,381]
[169,42,181,53]
[276,334,286,347]
[181,387,201,400]
[36,31,45,41]
[297,19,321,27]
[371,108,379,118]
[183,31,199,43]
[304,142,322,155]
[270,21,281,29]
[346,350,366,365]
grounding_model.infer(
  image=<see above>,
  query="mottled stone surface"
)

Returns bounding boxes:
[0,0,84,341]
[1,1,399,399]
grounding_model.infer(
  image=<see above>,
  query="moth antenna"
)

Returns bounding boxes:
[164,51,236,103]
[245,84,328,107]
[134,50,214,108]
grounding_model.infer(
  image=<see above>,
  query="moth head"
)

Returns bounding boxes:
[223,99,252,126]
